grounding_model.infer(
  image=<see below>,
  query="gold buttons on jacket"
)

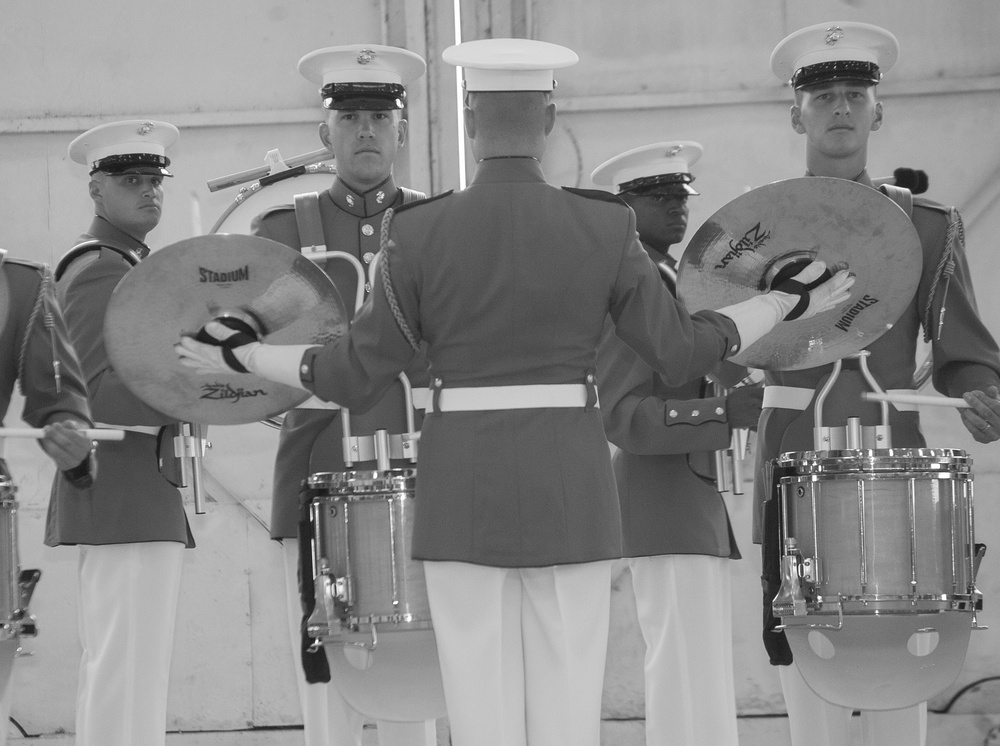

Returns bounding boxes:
[363,252,375,264]
[362,224,374,236]
[668,410,679,418]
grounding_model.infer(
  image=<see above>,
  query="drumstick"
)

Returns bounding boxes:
[861,392,970,409]
[0,428,126,441]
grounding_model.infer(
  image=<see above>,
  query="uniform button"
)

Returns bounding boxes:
[668,410,679,418]
[691,410,700,417]
[362,224,374,236]
[363,251,375,264]
[730,344,739,353]
[586,373,594,383]
[715,407,725,415]
[300,364,309,375]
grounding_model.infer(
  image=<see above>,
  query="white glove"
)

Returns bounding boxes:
[769,261,854,321]
[175,320,260,375]
[719,261,854,350]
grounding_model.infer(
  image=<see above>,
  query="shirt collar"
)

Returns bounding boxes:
[471,157,547,185]
[328,174,398,217]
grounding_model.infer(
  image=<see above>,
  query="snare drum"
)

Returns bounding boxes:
[773,448,982,709]
[776,448,977,615]
[306,469,446,720]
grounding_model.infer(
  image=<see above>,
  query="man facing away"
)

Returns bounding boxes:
[592,141,763,746]
[757,22,1000,746]
[47,120,194,746]
[177,38,852,746]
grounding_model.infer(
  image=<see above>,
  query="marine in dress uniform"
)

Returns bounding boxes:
[252,44,436,746]
[46,120,193,746]
[176,39,852,746]
[591,142,762,746]
[758,23,1000,746]
[0,254,94,746]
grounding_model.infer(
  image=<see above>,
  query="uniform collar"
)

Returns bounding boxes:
[83,216,150,258]
[471,156,547,185]
[328,174,398,217]
[804,168,874,187]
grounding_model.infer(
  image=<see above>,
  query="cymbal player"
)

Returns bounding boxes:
[757,21,1000,746]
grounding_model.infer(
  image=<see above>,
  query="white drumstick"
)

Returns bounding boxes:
[0,428,126,441]
[862,392,970,409]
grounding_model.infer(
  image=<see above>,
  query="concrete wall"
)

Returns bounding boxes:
[1,0,999,740]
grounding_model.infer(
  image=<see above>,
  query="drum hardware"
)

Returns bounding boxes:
[207,148,335,195]
[173,423,210,515]
[103,233,348,426]
[813,351,891,451]
[677,177,922,371]
[710,379,745,494]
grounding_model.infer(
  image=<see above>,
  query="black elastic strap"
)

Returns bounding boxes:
[771,261,832,321]
[194,317,259,373]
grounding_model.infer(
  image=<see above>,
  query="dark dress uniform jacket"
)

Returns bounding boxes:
[252,175,428,539]
[45,217,193,547]
[597,247,741,560]
[752,173,1000,543]
[0,259,92,453]
[296,158,742,568]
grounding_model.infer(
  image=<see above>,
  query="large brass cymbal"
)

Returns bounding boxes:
[104,233,348,425]
[677,177,922,371]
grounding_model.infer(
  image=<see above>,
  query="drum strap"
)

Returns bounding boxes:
[761,459,796,666]
[293,192,327,256]
[54,239,141,285]
[297,483,331,684]
[878,183,913,219]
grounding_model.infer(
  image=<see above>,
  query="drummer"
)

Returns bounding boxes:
[250,45,436,746]
[758,21,1000,746]
[0,252,95,746]
[46,120,194,746]
[177,37,852,746]
[591,142,761,746]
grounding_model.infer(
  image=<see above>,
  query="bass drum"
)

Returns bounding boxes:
[210,163,337,235]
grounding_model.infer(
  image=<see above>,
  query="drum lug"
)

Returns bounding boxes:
[802,556,822,586]
[773,539,808,617]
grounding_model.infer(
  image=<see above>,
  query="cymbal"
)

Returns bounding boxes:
[104,233,348,425]
[677,177,922,370]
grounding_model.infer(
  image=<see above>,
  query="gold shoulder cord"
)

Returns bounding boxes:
[378,208,421,353]
[922,207,961,343]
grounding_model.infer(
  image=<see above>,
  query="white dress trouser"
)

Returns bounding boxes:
[75,542,185,746]
[779,660,927,746]
[629,554,739,746]
[423,559,614,746]
[281,539,436,746]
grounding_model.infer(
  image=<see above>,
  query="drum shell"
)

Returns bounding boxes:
[307,469,431,642]
[777,448,976,615]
